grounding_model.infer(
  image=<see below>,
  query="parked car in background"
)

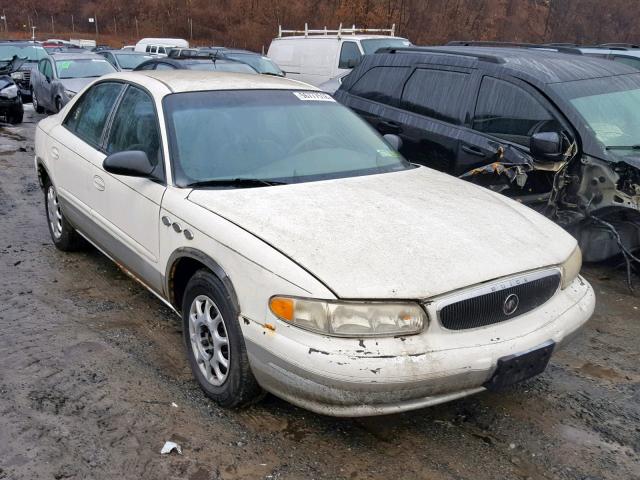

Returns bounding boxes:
[267,24,410,86]
[31,52,117,113]
[0,56,24,124]
[135,38,188,56]
[334,43,640,265]
[0,40,47,101]
[169,47,284,76]
[97,50,153,71]
[35,70,594,416]
[121,46,135,51]
[133,56,257,74]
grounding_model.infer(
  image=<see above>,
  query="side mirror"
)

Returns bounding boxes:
[383,133,403,151]
[530,132,563,160]
[346,57,361,69]
[103,150,154,177]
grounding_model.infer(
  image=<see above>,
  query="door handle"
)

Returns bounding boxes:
[379,120,401,133]
[50,147,59,160]
[461,145,486,157]
[93,175,105,191]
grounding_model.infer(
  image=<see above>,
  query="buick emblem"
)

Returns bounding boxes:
[503,293,520,316]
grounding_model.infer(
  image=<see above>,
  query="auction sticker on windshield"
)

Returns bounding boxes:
[293,91,335,102]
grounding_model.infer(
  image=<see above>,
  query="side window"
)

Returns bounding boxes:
[349,66,410,105]
[473,77,560,146]
[106,86,163,181]
[38,59,47,74]
[338,42,361,69]
[138,63,156,71]
[158,46,166,54]
[401,69,471,124]
[63,82,124,147]
[43,60,53,79]
[145,45,152,53]
[151,46,158,54]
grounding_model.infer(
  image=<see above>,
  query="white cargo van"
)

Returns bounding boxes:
[134,38,189,56]
[267,24,410,86]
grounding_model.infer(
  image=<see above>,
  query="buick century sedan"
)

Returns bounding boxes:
[35,71,595,416]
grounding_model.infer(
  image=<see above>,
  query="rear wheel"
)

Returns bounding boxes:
[44,178,84,251]
[182,270,262,408]
[32,89,45,114]
[8,105,23,124]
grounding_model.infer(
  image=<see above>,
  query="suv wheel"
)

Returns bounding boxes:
[54,97,63,113]
[8,105,23,124]
[44,178,84,251]
[182,270,262,408]
[32,89,45,114]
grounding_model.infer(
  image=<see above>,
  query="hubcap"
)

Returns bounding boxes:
[47,185,63,239]
[188,295,230,386]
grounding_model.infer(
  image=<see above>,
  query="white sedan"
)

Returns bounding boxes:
[34,71,595,416]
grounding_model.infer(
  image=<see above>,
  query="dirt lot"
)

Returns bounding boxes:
[0,108,639,480]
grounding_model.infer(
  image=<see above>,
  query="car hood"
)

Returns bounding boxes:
[59,77,93,93]
[188,167,576,299]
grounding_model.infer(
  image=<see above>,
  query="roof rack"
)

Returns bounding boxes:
[598,43,640,50]
[447,41,583,55]
[377,46,505,64]
[277,23,395,38]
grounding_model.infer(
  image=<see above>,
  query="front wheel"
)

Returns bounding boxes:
[32,89,45,114]
[182,270,262,408]
[44,179,84,251]
[8,105,23,124]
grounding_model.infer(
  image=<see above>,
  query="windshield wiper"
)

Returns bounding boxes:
[185,178,287,189]
[605,145,640,150]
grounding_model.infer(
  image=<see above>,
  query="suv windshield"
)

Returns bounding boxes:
[224,53,284,76]
[164,90,410,187]
[115,53,151,69]
[360,38,411,55]
[56,58,116,78]
[0,44,46,61]
[552,73,640,150]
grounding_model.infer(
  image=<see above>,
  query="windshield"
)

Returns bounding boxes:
[56,59,116,79]
[224,53,283,76]
[360,38,411,55]
[115,53,152,69]
[187,62,257,73]
[552,73,640,149]
[0,44,46,61]
[164,90,411,187]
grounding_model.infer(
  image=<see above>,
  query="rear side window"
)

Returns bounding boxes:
[106,86,163,181]
[155,63,175,70]
[63,82,123,147]
[43,60,53,79]
[339,42,361,69]
[612,55,640,70]
[473,77,558,146]
[349,66,410,105]
[145,45,152,53]
[158,47,166,54]
[401,69,471,124]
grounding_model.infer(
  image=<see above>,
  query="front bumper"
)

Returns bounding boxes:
[242,275,595,416]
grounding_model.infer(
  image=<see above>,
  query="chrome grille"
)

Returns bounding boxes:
[438,270,561,330]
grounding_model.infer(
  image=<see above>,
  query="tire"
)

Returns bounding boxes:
[43,178,84,251]
[32,89,45,114]
[182,270,262,408]
[8,105,23,124]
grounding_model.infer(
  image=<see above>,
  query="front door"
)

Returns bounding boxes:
[89,84,166,292]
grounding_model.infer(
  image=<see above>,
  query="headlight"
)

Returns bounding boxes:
[64,90,76,99]
[269,296,427,337]
[0,84,19,99]
[10,72,24,81]
[560,246,582,289]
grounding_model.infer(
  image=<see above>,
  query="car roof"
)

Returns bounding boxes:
[120,70,318,93]
[49,52,106,61]
[274,35,407,41]
[579,47,640,58]
[393,46,638,83]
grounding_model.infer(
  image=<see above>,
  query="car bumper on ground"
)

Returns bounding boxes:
[242,275,595,417]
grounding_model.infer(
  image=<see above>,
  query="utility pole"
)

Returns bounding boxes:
[71,14,74,32]
[51,15,54,34]
[135,17,139,37]
[95,14,99,38]
[113,16,117,35]
[189,18,193,41]
[31,26,36,42]
[1,10,7,34]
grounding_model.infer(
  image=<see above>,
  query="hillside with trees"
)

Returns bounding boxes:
[2,0,638,51]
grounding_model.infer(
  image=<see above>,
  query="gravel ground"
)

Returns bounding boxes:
[0,107,639,480]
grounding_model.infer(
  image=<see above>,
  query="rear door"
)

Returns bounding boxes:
[396,65,479,173]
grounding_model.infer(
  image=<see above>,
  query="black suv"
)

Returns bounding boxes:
[334,44,640,264]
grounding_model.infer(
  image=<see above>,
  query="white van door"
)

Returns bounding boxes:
[336,40,363,78]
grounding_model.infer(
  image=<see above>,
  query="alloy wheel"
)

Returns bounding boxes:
[188,294,230,386]
[46,185,63,240]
